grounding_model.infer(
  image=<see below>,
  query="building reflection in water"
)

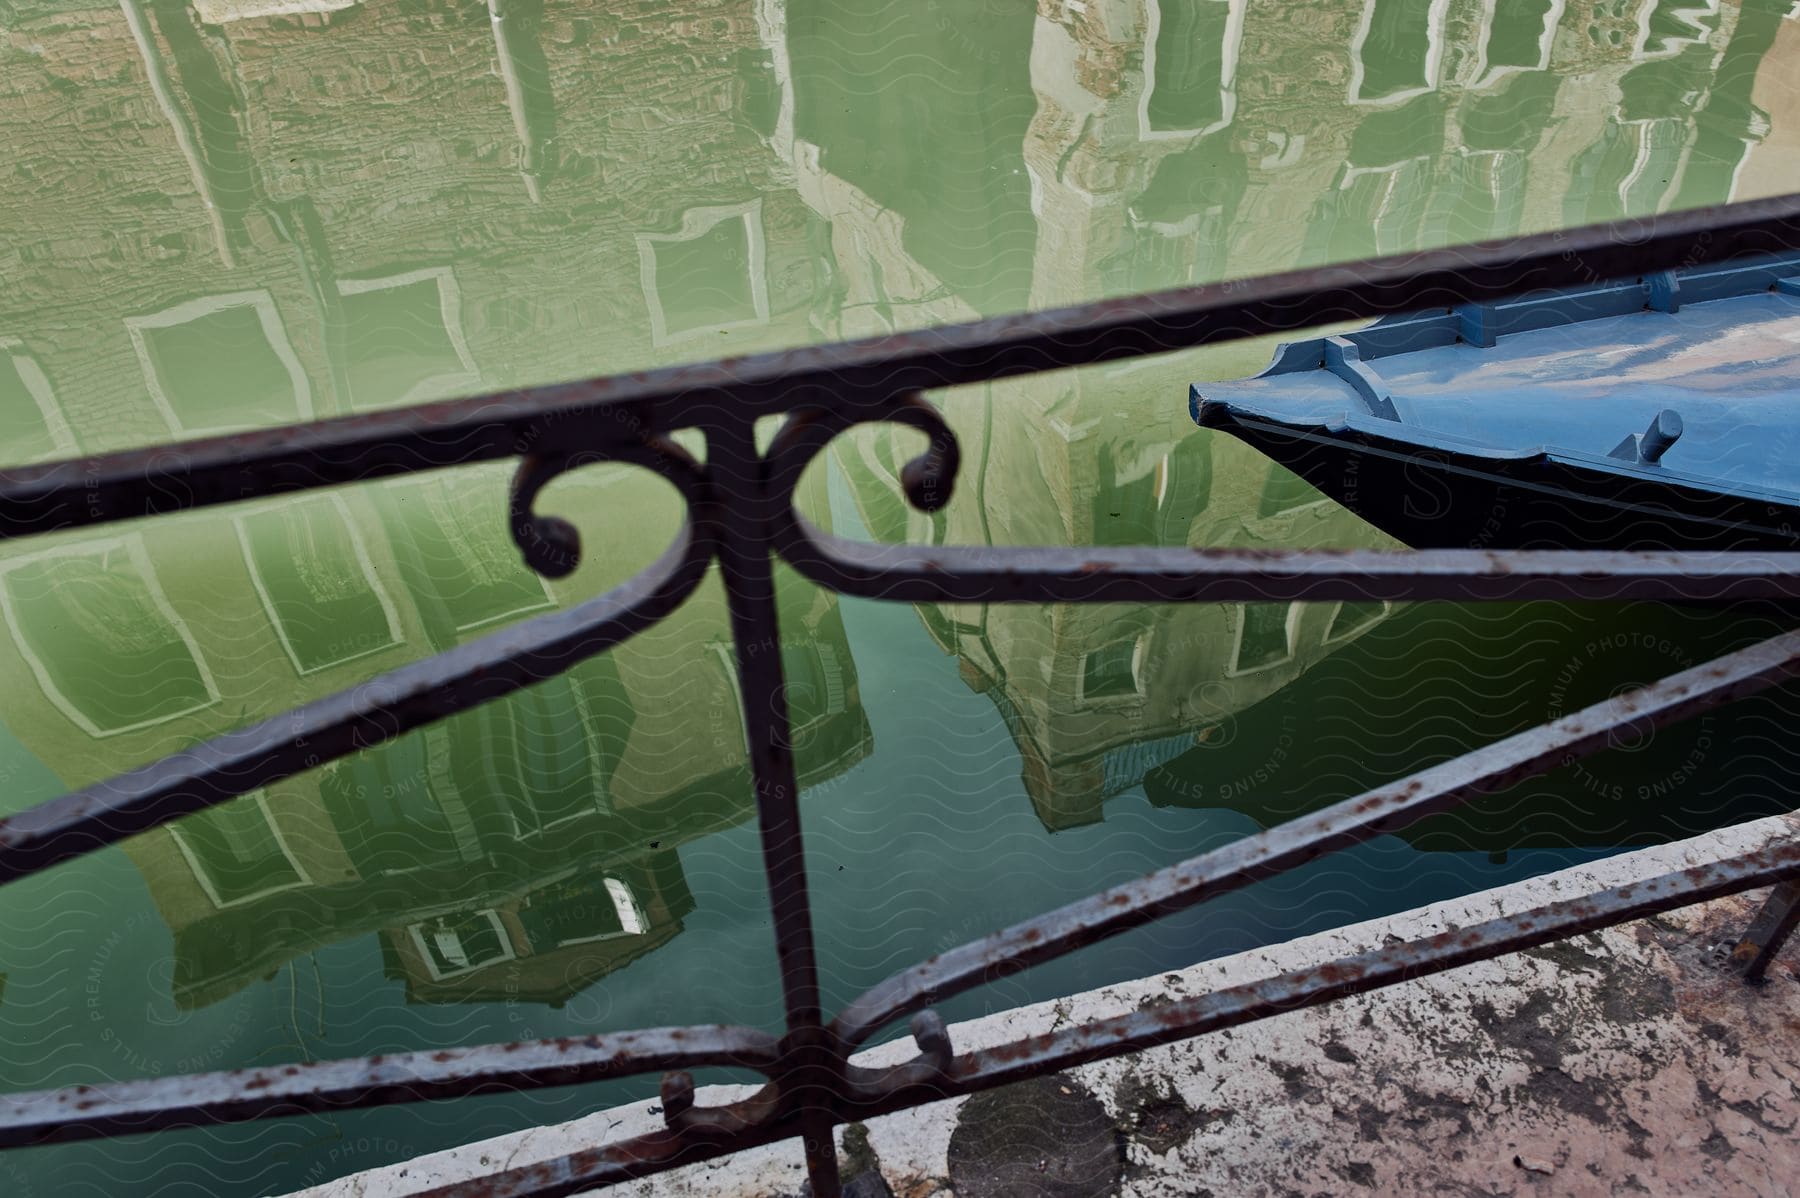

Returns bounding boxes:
[0,0,1790,1028]
[1143,596,1800,863]
[3,452,870,1010]
[804,0,1792,833]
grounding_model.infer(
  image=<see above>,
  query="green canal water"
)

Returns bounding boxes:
[1,0,1798,1191]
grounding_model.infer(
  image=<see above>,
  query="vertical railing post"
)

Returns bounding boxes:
[707,420,842,1198]
[1732,878,1800,983]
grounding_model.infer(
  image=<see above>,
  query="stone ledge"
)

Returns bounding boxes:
[192,0,357,23]
[284,811,1800,1197]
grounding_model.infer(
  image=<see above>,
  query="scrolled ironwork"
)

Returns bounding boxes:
[509,433,705,579]
[842,1010,956,1105]
[1,197,1799,1198]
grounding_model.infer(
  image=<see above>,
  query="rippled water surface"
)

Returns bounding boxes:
[1,0,1798,1192]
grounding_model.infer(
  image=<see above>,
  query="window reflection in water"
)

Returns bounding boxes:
[0,0,1793,1190]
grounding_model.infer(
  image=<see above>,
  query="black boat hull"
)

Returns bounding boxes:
[1201,409,1800,552]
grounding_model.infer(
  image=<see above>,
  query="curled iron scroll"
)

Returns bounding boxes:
[510,433,705,579]
[764,391,962,585]
[843,1009,955,1104]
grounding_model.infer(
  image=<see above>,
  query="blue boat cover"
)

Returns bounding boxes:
[1191,253,1800,509]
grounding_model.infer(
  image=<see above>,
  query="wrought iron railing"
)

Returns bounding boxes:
[4,194,1800,1198]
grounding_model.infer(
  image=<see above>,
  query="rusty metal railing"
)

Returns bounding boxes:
[4,194,1800,1198]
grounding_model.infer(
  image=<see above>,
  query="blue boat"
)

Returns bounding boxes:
[1191,252,1800,550]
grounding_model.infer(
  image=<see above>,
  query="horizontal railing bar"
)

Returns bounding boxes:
[0,525,710,887]
[2,194,1797,540]
[5,536,1783,891]
[17,631,1776,1187]
[780,528,1800,604]
[431,834,1800,1198]
[418,1127,742,1198]
[830,626,1800,1046]
[0,1026,777,1149]
[1,195,1796,1195]
[879,836,1800,1112]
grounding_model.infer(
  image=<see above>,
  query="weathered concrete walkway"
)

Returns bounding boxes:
[291,813,1800,1198]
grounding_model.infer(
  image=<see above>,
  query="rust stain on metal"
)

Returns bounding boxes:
[1,196,1799,1198]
